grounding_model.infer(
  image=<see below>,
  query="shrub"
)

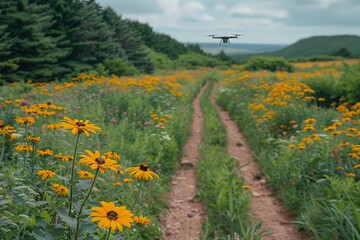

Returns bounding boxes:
[243,56,294,72]
[338,62,360,103]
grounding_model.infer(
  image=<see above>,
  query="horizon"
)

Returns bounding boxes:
[96,0,360,44]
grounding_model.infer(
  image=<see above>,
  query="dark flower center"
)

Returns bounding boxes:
[95,157,105,164]
[107,211,118,220]
[76,121,86,127]
[140,164,148,171]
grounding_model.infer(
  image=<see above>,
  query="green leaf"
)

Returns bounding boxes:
[30,229,56,240]
[0,199,10,205]
[56,207,77,230]
[40,210,52,223]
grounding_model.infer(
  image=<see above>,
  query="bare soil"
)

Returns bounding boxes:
[160,85,207,240]
[161,83,305,240]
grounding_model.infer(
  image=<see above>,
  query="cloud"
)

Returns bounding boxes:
[96,0,162,14]
[230,6,288,19]
[180,1,214,22]
[157,0,180,16]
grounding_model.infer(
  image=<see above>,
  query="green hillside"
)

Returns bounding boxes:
[232,35,360,62]
[273,35,360,58]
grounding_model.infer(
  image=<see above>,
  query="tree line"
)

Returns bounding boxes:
[0,0,215,83]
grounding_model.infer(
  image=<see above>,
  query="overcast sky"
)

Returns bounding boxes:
[96,0,360,44]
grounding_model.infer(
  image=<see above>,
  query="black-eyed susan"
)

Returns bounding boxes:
[79,150,120,173]
[0,120,16,135]
[133,215,151,225]
[15,116,35,126]
[60,117,101,137]
[347,172,356,178]
[242,185,252,189]
[112,181,122,186]
[28,136,40,143]
[13,144,33,153]
[125,164,159,181]
[47,123,62,130]
[90,201,133,232]
[104,151,121,161]
[124,178,132,183]
[54,153,73,162]
[37,170,56,180]
[37,149,54,157]
[78,170,95,180]
[52,183,69,197]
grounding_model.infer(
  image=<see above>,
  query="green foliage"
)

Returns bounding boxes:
[333,47,352,58]
[272,35,360,59]
[103,57,139,76]
[242,56,294,72]
[175,52,223,69]
[338,62,360,103]
[198,79,265,239]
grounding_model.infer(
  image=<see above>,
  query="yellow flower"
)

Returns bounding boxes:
[47,123,62,130]
[124,178,132,183]
[52,183,69,197]
[125,164,159,181]
[347,173,356,177]
[15,117,35,126]
[54,153,73,162]
[37,170,56,180]
[337,166,344,171]
[60,117,101,137]
[242,185,252,189]
[133,215,151,225]
[104,151,121,161]
[0,120,16,135]
[37,149,54,157]
[112,181,122,186]
[79,150,121,173]
[13,144,33,152]
[354,164,360,169]
[28,136,40,143]
[78,170,95,179]
[90,201,133,232]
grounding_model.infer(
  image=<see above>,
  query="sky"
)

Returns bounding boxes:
[96,0,360,44]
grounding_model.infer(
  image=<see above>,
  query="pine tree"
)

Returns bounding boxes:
[0,1,19,83]
[102,7,154,73]
[65,0,121,73]
[1,0,69,82]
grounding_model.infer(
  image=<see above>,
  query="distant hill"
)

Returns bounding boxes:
[231,35,360,62]
[198,43,287,56]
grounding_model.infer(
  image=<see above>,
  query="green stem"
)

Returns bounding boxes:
[43,179,48,201]
[105,227,112,240]
[0,133,5,163]
[74,168,99,240]
[115,181,143,237]
[68,134,81,217]
[131,181,142,211]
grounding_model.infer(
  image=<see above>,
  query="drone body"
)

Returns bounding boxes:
[208,34,242,44]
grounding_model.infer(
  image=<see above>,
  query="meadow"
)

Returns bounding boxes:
[1,58,360,239]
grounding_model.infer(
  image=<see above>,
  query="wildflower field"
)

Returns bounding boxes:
[217,59,360,239]
[0,70,207,239]
[1,59,360,239]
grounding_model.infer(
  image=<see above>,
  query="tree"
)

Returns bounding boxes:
[102,7,154,73]
[0,0,70,82]
[0,1,19,83]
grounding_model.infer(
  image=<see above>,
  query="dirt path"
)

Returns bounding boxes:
[160,85,206,240]
[211,83,305,240]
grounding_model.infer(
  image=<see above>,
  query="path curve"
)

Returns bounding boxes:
[160,85,207,240]
[212,83,305,240]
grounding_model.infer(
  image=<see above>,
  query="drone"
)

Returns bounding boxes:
[208,34,242,44]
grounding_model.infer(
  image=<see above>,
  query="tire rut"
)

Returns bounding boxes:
[211,83,305,240]
[160,84,207,240]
